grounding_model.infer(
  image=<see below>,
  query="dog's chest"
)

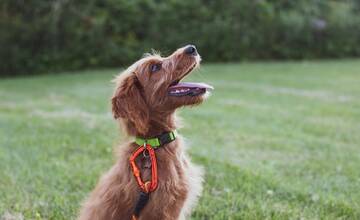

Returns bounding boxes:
[130,147,203,219]
[137,152,190,188]
[140,155,201,219]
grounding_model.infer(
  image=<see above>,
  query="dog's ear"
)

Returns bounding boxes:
[111,73,149,134]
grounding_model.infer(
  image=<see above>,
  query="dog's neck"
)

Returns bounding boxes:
[122,111,177,138]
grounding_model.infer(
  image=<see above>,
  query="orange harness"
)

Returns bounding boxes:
[129,144,158,220]
[129,144,158,193]
[128,131,177,220]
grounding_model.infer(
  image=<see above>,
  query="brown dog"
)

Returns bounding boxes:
[78,45,213,220]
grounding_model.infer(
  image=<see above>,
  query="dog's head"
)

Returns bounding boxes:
[112,45,213,135]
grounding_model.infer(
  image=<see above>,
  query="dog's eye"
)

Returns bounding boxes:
[150,63,161,73]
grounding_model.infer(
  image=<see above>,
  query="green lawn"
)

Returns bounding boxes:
[1,60,360,220]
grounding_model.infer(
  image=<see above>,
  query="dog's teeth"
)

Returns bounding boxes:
[170,88,191,94]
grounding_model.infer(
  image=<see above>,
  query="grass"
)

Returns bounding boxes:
[1,60,360,220]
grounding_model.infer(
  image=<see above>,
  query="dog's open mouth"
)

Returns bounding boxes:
[168,64,213,97]
[168,82,213,96]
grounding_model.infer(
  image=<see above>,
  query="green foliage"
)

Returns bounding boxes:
[1,0,360,76]
[1,60,360,218]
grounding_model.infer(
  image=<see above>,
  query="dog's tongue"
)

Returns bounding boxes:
[170,82,214,90]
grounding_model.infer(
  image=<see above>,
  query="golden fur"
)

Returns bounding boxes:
[78,46,208,220]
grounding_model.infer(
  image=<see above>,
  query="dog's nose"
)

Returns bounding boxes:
[184,45,197,55]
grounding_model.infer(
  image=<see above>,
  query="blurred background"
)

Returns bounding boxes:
[1,1,360,220]
[1,0,360,76]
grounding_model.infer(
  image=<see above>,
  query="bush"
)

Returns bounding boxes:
[1,0,359,76]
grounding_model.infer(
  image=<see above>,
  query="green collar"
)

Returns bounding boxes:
[135,130,177,148]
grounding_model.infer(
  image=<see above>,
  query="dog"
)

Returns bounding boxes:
[78,45,213,220]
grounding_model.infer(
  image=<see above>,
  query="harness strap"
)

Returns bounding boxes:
[129,145,158,192]
[129,145,157,220]
[132,191,150,219]
[129,131,177,219]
